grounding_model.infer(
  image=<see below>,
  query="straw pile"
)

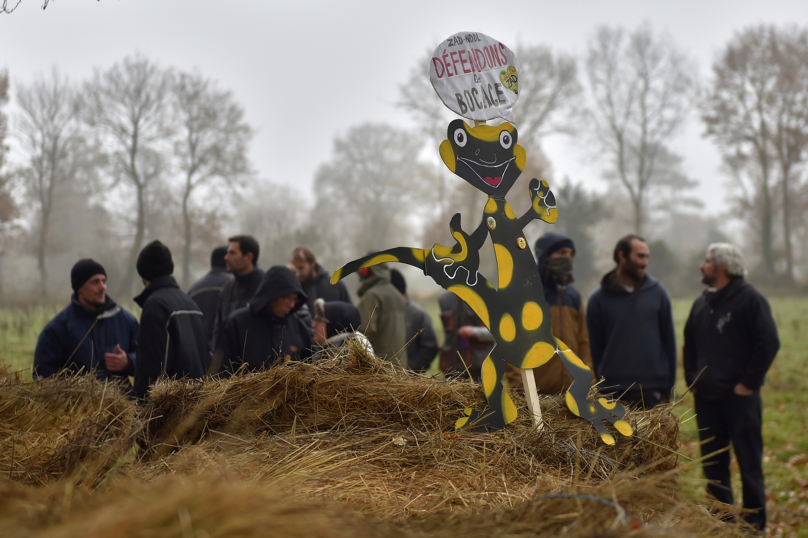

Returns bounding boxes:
[0,347,759,537]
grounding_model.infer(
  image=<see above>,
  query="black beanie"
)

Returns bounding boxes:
[137,240,174,281]
[389,268,406,295]
[211,245,228,269]
[71,258,106,291]
[546,238,575,257]
[323,301,362,339]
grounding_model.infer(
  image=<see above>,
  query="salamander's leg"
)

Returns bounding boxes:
[456,354,517,431]
[557,339,633,445]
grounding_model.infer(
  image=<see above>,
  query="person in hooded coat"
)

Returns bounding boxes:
[217,265,313,373]
[506,233,594,393]
[356,264,407,366]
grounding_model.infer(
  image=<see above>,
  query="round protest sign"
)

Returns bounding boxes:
[429,32,520,121]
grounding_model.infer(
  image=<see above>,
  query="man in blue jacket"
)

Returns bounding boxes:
[34,259,138,387]
[586,234,676,408]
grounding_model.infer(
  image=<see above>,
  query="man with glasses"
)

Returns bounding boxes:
[684,243,779,531]
[217,265,312,373]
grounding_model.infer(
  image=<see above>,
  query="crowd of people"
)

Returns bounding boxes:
[31,232,779,530]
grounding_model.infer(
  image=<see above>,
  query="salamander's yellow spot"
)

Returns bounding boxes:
[484,198,498,214]
[440,140,456,172]
[523,342,555,368]
[522,302,543,331]
[598,397,617,410]
[565,391,580,416]
[601,433,616,446]
[450,231,468,261]
[558,342,588,370]
[411,248,427,262]
[504,202,516,219]
[455,408,474,429]
[361,254,398,268]
[614,420,633,436]
[448,285,490,328]
[330,267,343,284]
[544,208,559,224]
[589,404,596,414]
[541,179,549,188]
[482,357,497,397]
[499,313,516,342]
[502,392,518,424]
[493,244,513,289]
[515,145,526,170]
[433,243,452,257]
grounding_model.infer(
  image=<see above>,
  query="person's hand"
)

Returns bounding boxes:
[104,344,130,372]
[734,383,753,396]
[457,326,474,339]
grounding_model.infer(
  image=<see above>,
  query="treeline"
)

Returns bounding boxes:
[1,23,807,302]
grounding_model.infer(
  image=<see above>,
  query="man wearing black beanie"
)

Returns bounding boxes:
[133,240,210,399]
[34,259,139,387]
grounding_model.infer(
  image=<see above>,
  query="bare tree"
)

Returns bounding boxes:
[16,70,103,298]
[173,72,252,287]
[83,55,173,295]
[586,24,698,236]
[312,123,432,260]
[0,70,16,300]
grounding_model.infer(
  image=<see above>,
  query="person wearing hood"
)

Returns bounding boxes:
[290,246,353,313]
[586,234,676,408]
[187,245,233,342]
[310,298,374,361]
[683,243,778,531]
[356,263,407,366]
[212,235,264,348]
[506,233,594,393]
[33,259,138,386]
[133,241,210,400]
[217,265,313,373]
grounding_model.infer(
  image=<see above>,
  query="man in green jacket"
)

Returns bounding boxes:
[356,264,407,367]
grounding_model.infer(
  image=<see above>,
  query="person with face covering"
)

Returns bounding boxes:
[217,265,313,373]
[505,233,594,393]
[310,298,373,361]
[586,234,677,408]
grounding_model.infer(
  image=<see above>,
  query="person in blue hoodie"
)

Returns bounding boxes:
[586,234,676,408]
[34,259,138,387]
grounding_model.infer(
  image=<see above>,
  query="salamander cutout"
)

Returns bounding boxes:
[332,119,633,445]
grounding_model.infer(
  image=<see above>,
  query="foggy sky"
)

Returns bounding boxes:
[2,0,806,215]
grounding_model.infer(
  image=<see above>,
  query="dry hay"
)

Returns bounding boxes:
[0,348,759,536]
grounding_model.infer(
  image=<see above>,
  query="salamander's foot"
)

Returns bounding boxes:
[528,178,558,223]
[565,393,633,445]
[455,407,507,432]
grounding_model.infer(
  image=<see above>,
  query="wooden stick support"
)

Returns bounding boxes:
[520,368,543,430]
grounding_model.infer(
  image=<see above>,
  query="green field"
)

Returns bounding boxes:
[2,297,806,535]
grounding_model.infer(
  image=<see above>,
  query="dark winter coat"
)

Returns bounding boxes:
[357,265,407,366]
[527,232,594,393]
[302,265,353,313]
[219,266,313,373]
[33,295,138,384]
[133,275,210,399]
[212,267,264,347]
[586,270,677,394]
[438,290,492,380]
[187,267,233,342]
[683,277,779,398]
[404,300,439,373]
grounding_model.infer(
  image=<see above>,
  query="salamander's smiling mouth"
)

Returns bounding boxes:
[457,157,514,188]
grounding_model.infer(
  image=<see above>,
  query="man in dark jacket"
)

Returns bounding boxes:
[507,233,594,393]
[187,245,233,341]
[438,290,493,381]
[356,264,407,366]
[684,243,779,531]
[34,259,138,386]
[212,235,264,347]
[133,241,210,399]
[389,269,438,373]
[290,246,352,313]
[218,265,312,372]
[586,234,676,408]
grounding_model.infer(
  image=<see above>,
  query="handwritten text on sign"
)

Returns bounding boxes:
[430,32,520,121]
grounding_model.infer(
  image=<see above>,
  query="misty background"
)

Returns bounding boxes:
[1,0,807,303]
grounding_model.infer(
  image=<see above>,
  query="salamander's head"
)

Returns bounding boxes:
[439,119,526,196]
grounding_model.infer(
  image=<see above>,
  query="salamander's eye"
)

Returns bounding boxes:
[454,128,467,147]
[499,131,513,149]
